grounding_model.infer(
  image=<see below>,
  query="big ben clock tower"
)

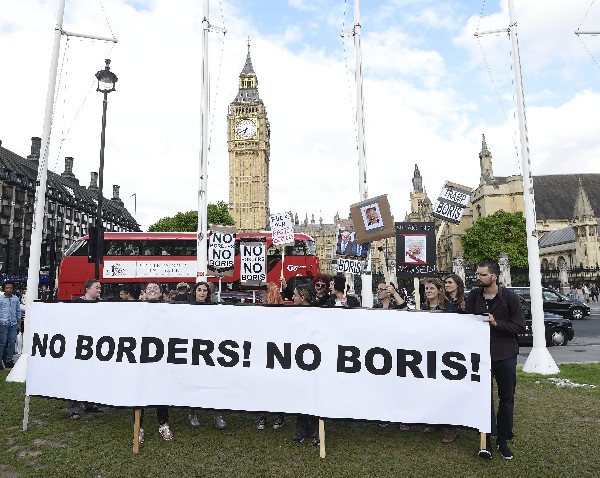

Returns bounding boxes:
[228,43,270,232]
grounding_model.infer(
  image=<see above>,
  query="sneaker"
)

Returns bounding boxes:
[215,416,227,430]
[4,361,14,369]
[310,437,320,447]
[423,426,437,433]
[189,414,200,428]
[293,432,305,443]
[378,422,390,428]
[257,415,266,430]
[159,423,173,440]
[138,427,145,444]
[399,423,410,431]
[272,415,285,430]
[441,427,458,444]
[497,441,514,460]
[478,436,493,459]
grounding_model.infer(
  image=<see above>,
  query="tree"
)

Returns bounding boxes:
[460,210,528,268]
[148,201,235,232]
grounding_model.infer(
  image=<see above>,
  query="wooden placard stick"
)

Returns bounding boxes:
[479,432,487,455]
[319,419,326,458]
[133,408,141,454]
[414,277,421,310]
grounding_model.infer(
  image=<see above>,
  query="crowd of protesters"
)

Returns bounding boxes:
[4,260,532,461]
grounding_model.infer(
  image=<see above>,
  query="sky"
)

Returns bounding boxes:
[2,0,600,231]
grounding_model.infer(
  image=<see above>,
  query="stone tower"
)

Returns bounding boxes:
[227,42,271,232]
[405,164,432,222]
[571,178,599,268]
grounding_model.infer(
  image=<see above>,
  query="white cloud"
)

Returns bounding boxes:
[2,0,600,235]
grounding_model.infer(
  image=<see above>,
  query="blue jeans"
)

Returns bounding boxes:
[0,323,19,364]
[490,356,517,442]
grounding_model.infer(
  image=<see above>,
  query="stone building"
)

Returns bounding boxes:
[0,137,139,277]
[227,44,271,232]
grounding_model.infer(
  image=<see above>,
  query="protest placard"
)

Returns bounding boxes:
[240,240,266,285]
[269,212,294,247]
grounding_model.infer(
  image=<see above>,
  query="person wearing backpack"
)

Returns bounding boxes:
[465,259,526,461]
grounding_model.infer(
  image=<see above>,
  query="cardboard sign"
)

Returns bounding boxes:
[269,212,295,247]
[395,222,437,277]
[336,258,364,274]
[350,195,395,244]
[240,241,266,285]
[432,181,473,225]
[208,229,236,276]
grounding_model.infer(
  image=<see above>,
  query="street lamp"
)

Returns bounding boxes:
[94,59,118,279]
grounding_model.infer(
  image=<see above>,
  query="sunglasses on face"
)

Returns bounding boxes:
[315,283,326,288]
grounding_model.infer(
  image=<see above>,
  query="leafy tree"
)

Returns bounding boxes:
[460,210,528,268]
[148,201,235,232]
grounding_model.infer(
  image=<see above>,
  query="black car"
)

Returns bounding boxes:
[516,296,574,347]
[508,286,590,320]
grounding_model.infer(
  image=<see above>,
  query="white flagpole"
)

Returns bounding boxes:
[7,0,66,387]
[197,0,210,280]
[353,0,373,308]
[506,0,558,374]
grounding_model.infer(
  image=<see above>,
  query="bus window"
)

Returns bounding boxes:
[286,240,308,256]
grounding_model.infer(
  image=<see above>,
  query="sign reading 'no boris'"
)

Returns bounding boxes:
[208,231,235,273]
[240,241,266,285]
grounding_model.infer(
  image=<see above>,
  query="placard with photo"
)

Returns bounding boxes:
[395,222,437,277]
[350,195,395,244]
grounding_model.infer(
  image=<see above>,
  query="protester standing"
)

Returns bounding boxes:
[257,282,286,430]
[67,279,103,419]
[309,273,332,306]
[374,282,407,309]
[0,280,21,370]
[421,278,455,311]
[188,282,227,430]
[465,260,526,460]
[326,275,360,308]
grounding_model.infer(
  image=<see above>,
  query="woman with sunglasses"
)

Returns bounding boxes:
[309,273,332,306]
[188,282,227,431]
[374,283,408,309]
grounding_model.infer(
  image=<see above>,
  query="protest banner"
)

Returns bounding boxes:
[269,212,294,247]
[26,302,491,432]
[239,240,266,286]
[207,228,236,277]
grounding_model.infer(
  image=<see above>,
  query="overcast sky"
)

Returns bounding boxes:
[2,0,600,231]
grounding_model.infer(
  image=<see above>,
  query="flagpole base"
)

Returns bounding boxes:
[522,347,559,374]
[6,353,27,383]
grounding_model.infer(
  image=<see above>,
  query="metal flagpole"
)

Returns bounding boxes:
[506,0,558,374]
[197,0,210,280]
[353,0,373,308]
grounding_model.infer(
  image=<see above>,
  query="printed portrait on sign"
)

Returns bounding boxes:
[350,195,395,243]
[404,235,427,264]
[335,220,370,258]
[361,203,383,231]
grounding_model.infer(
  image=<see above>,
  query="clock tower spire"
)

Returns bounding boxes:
[227,41,271,232]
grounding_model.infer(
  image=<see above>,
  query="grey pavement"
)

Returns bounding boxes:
[518,299,600,366]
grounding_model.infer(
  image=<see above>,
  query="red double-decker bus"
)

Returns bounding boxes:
[57,232,320,300]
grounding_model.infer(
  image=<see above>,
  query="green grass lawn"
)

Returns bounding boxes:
[1,364,599,478]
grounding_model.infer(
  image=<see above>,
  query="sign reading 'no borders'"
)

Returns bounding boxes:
[26,302,492,432]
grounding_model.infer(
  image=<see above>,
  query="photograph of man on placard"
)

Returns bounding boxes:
[404,235,427,264]
[361,203,383,231]
[335,221,370,258]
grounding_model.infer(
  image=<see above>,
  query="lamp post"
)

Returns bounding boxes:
[94,59,118,279]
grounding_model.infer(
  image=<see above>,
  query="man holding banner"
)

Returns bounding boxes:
[465,260,525,460]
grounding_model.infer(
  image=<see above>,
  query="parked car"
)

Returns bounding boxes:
[516,296,574,347]
[508,286,590,320]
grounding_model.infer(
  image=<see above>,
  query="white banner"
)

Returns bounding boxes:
[269,212,294,246]
[240,242,266,285]
[26,303,491,431]
[103,260,196,279]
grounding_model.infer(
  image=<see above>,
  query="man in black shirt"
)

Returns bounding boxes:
[465,259,525,460]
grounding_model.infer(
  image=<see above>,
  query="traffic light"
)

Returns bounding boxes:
[88,225,104,263]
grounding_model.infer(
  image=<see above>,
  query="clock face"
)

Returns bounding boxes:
[235,118,257,140]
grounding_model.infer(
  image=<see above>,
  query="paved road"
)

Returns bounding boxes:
[518,301,600,365]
